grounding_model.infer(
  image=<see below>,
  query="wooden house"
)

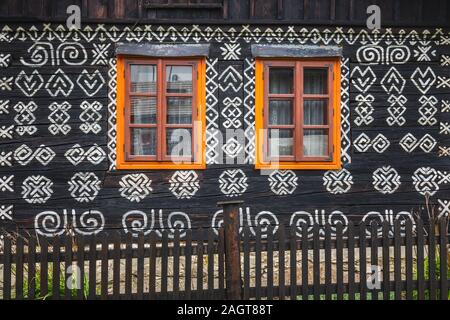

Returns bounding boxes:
[0,0,449,239]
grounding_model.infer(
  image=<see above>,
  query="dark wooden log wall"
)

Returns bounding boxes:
[0,0,449,27]
[0,1,449,239]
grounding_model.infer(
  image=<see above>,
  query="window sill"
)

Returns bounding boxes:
[116,161,206,170]
[255,161,341,170]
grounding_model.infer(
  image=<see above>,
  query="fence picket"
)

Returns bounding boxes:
[101,233,109,300]
[289,225,297,300]
[347,223,355,300]
[3,235,11,300]
[185,229,192,300]
[218,228,225,299]
[359,223,367,300]
[161,231,168,299]
[173,229,181,300]
[405,219,413,300]
[65,235,73,300]
[149,232,157,300]
[207,228,214,300]
[15,236,24,300]
[313,224,320,300]
[196,234,204,299]
[137,232,144,300]
[52,236,60,300]
[278,224,286,300]
[428,220,436,300]
[439,218,448,300]
[416,219,425,300]
[88,235,97,299]
[267,225,274,300]
[370,221,378,300]
[76,235,85,300]
[325,223,332,300]
[382,221,390,300]
[28,236,36,300]
[336,222,343,300]
[255,225,262,300]
[301,224,308,300]
[394,219,402,300]
[112,232,121,300]
[243,226,250,300]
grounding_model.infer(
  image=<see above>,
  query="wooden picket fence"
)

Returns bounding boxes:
[0,218,449,300]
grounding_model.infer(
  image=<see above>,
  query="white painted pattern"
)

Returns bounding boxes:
[0,76,13,91]
[45,68,74,97]
[362,210,415,237]
[77,69,106,97]
[219,169,248,197]
[218,65,243,92]
[381,67,405,94]
[0,125,13,139]
[220,43,241,60]
[14,101,37,136]
[244,58,256,164]
[399,133,436,153]
[290,210,348,238]
[48,101,71,135]
[119,174,153,203]
[354,94,374,126]
[412,167,439,196]
[68,172,101,203]
[0,205,13,220]
[268,170,298,195]
[22,175,53,204]
[0,151,12,167]
[323,168,353,194]
[0,175,13,192]
[0,100,9,114]
[14,144,55,166]
[15,70,44,96]
[91,43,110,65]
[410,66,436,94]
[64,144,106,165]
[79,100,103,134]
[372,166,401,194]
[350,66,376,93]
[0,53,11,67]
[169,171,200,199]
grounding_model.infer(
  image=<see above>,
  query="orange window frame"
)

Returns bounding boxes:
[255,58,342,170]
[116,56,206,170]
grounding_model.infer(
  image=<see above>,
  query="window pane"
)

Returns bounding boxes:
[303,129,328,156]
[130,65,156,93]
[304,68,328,94]
[166,128,192,157]
[131,128,156,156]
[167,97,192,124]
[269,100,293,125]
[304,100,328,125]
[166,66,193,93]
[269,129,294,157]
[131,97,157,124]
[269,68,293,94]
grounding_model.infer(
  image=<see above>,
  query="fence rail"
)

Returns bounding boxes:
[0,218,449,300]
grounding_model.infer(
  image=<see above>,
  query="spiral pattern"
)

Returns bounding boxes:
[74,210,105,235]
[58,42,87,65]
[34,210,66,237]
[122,210,153,237]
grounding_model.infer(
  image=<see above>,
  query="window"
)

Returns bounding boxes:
[255,59,341,170]
[116,57,206,169]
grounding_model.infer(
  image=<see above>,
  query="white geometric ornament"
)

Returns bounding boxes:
[381,67,405,94]
[372,166,401,194]
[45,68,74,97]
[220,43,241,60]
[64,144,106,165]
[77,69,106,97]
[79,101,103,134]
[14,144,55,166]
[0,100,9,114]
[22,175,53,204]
[354,133,390,153]
[0,175,14,192]
[119,174,153,202]
[218,65,243,92]
[354,94,374,126]
[0,125,13,139]
[15,70,44,96]
[219,169,248,197]
[410,67,436,94]
[92,43,111,65]
[386,95,407,126]
[0,204,13,220]
[441,122,450,135]
[268,170,298,196]
[437,76,450,89]
[412,167,439,196]
[0,76,13,91]
[68,172,101,203]
[222,137,244,159]
[14,101,38,136]
[0,53,11,67]
[438,199,450,218]
[0,151,12,167]
[323,168,353,194]
[399,133,437,153]
[222,97,242,129]
[48,101,71,135]
[169,171,200,199]
[350,66,376,93]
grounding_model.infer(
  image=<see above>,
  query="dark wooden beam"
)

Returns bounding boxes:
[277,0,284,20]
[330,0,336,21]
